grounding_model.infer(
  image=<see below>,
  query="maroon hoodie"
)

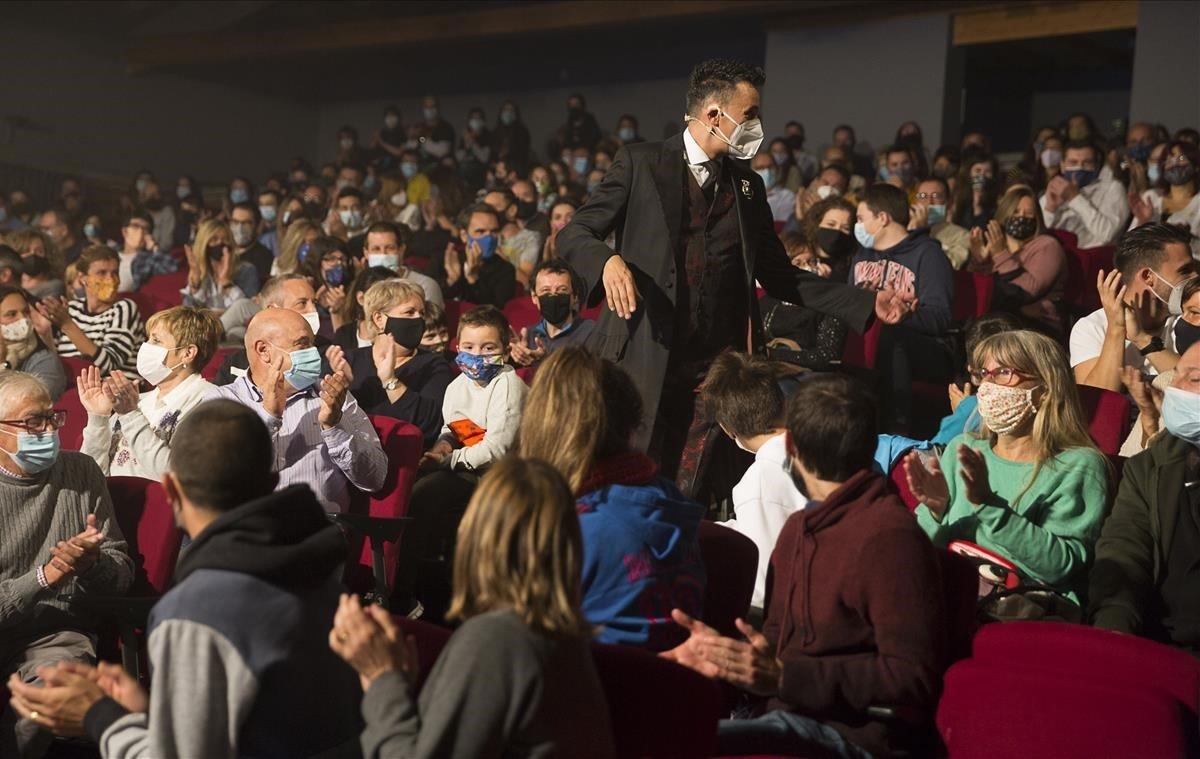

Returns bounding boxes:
[763,470,946,757]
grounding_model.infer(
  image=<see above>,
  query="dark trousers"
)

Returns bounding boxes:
[874,325,955,438]
[393,469,478,614]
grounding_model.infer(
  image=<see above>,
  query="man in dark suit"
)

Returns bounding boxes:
[559,59,912,497]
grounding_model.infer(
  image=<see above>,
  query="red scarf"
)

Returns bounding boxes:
[579,451,659,494]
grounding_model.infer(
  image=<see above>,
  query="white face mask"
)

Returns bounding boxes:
[301,310,322,336]
[1,317,31,342]
[816,185,839,200]
[1151,271,1196,316]
[390,191,407,208]
[686,109,764,160]
[137,342,184,387]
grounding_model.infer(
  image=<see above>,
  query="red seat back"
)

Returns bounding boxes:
[106,476,183,596]
[697,521,757,637]
[502,295,541,334]
[443,300,476,349]
[890,458,919,512]
[940,550,981,665]
[59,355,94,382]
[937,658,1186,759]
[201,347,238,381]
[137,271,188,313]
[393,617,453,692]
[579,300,604,322]
[951,270,994,322]
[1076,384,1132,457]
[840,319,883,370]
[57,388,86,451]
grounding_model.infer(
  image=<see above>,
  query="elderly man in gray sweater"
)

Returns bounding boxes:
[0,371,133,758]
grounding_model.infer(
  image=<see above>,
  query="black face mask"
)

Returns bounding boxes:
[816,227,856,260]
[514,199,538,221]
[1175,318,1200,356]
[537,293,572,325]
[142,197,164,212]
[1165,165,1196,186]
[1004,216,1037,241]
[205,242,226,263]
[385,316,425,350]
[784,457,810,499]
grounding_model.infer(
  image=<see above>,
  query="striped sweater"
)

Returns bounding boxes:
[55,298,146,374]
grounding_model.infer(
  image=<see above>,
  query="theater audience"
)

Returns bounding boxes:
[209,307,386,512]
[952,152,1000,231]
[331,457,614,759]
[272,218,322,277]
[7,229,65,300]
[911,176,969,269]
[439,204,516,308]
[0,371,132,758]
[906,330,1108,603]
[363,222,443,307]
[34,246,145,375]
[751,150,798,224]
[1089,342,1200,649]
[1041,140,1129,248]
[229,202,274,287]
[116,211,177,293]
[1129,140,1200,238]
[510,259,595,368]
[38,208,84,266]
[420,301,450,358]
[702,351,805,610]
[9,400,362,757]
[328,279,452,447]
[334,265,398,355]
[665,373,945,759]
[0,286,66,400]
[966,187,1067,333]
[216,273,332,382]
[298,235,353,330]
[80,306,221,478]
[182,219,256,312]
[519,347,704,648]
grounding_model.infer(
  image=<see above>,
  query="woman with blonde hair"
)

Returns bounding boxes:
[329,457,615,759]
[271,218,321,277]
[904,329,1108,603]
[967,186,1067,332]
[182,219,257,311]
[327,278,452,447]
[518,346,705,650]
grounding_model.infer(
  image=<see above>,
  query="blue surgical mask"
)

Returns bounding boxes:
[84,223,100,239]
[1162,386,1200,445]
[877,166,891,182]
[1063,169,1098,188]
[339,209,364,230]
[617,127,635,142]
[572,156,590,175]
[298,242,311,263]
[469,234,498,260]
[367,253,400,271]
[756,167,777,187]
[1127,143,1152,163]
[926,204,947,226]
[400,162,419,180]
[854,221,876,249]
[2,429,60,474]
[1148,164,1162,184]
[325,264,346,286]
[281,346,322,390]
[455,351,504,383]
[177,185,191,199]
[771,152,789,166]
[230,188,249,204]
[259,204,277,223]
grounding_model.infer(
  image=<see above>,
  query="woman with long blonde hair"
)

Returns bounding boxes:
[518,347,705,650]
[182,219,257,312]
[905,329,1108,603]
[329,457,615,759]
[271,218,321,277]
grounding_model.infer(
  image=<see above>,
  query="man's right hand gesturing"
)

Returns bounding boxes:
[603,255,640,320]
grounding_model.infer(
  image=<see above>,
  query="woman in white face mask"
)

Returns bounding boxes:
[0,285,66,399]
[79,306,221,479]
[903,329,1109,605]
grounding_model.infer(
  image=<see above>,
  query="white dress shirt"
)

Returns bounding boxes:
[683,128,718,188]
[1040,176,1129,249]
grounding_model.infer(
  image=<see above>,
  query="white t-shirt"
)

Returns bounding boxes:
[718,433,808,609]
[1068,307,1178,373]
[118,251,138,293]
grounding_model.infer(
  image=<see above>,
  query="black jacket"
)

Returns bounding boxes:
[347,347,452,448]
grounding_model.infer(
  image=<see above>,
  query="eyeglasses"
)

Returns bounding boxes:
[0,410,68,433]
[916,192,945,202]
[968,367,1032,387]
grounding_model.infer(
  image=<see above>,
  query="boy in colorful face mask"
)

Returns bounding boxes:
[1040,140,1130,248]
[420,305,526,475]
[905,330,1109,604]
[441,205,516,308]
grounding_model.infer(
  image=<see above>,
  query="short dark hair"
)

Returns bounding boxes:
[1115,223,1194,281]
[964,312,1022,361]
[124,210,154,230]
[230,201,259,223]
[168,399,276,511]
[458,303,512,345]
[701,351,784,439]
[862,183,910,227]
[486,188,516,208]
[618,113,639,128]
[423,300,446,332]
[336,187,364,203]
[884,144,913,162]
[685,59,766,116]
[257,187,280,203]
[833,124,856,142]
[465,203,502,229]
[529,258,580,296]
[785,373,877,482]
[365,221,409,247]
[0,247,22,276]
[597,358,642,459]
[1063,139,1099,161]
[919,174,950,197]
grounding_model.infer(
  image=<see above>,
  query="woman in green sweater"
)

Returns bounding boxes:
[904,329,1108,603]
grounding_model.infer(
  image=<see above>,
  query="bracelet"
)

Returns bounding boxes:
[36,564,49,589]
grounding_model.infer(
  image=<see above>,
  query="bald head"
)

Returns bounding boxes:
[244,307,315,383]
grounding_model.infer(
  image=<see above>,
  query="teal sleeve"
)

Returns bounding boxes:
[914,439,963,545]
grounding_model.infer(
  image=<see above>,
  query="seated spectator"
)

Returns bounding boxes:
[542,198,578,259]
[362,221,443,307]
[851,183,954,433]
[271,218,322,277]
[0,246,21,288]
[327,279,452,447]
[215,273,334,382]
[510,259,595,368]
[0,285,66,400]
[768,137,804,192]
[116,211,177,293]
[1129,139,1200,239]
[229,201,273,288]
[702,351,806,610]
[1089,341,1200,649]
[762,196,856,370]
[209,307,387,512]
[519,347,704,649]
[483,188,543,288]
[8,229,65,299]
[38,208,84,265]
[751,150,797,224]
[137,179,177,254]
[330,187,370,252]
[1071,223,1195,397]
[665,373,945,759]
[80,306,221,478]
[299,235,353,325]
[878,143,917,199]
[32,246,145,375]
[439,204,516,308]
[420,301,450,358]
[911,175,969,269]
[0,371,132,757]
[906,329,1108,603]
[330,457,614,759]
[11,399,362,757]
[951,152,1000,231]
[333,265,398,355]
[1040,139,1129,248]
[182,219,256,313]
[967,187,1067,333]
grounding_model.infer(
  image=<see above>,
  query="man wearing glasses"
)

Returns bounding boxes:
[0,371,132,757]
[910,175,970,269]
[118,211,178,293]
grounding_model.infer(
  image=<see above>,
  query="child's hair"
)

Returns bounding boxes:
[457,304,512,346]
[964,312,1023,367]
[447,457,591,637]
[700,351,785,439]
[423,300,447,333]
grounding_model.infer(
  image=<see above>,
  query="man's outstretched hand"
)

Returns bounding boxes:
[603,255,640,320]
[875,289,917,325]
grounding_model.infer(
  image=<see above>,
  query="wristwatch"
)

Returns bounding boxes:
[1138,336,1165,356]
[384,378,401,392]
